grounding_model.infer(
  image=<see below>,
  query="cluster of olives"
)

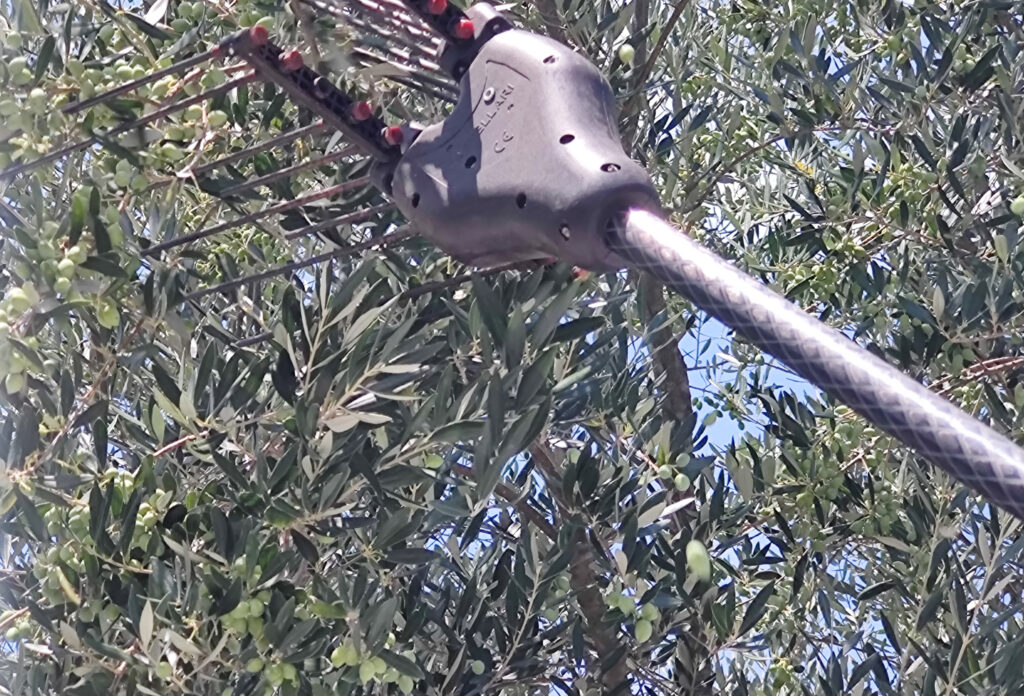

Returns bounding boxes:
[821,229,867,258]
[768,657,797,689]
[29,230,88,296]
[849,496,901,536]
[602,579,662,644]
[1,226,121,355]
[795,461,845,509]
[248,659,298,689]
[0,270,53,393]
[4,54,32,87]
[31,542,83,606]
[655,452,692,492]
[222,593,270,647]
[329,637,416,692]
[538,574,571,622]
[4,616,33,642]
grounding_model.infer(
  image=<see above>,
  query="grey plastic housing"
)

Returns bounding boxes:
[389,13,660,271]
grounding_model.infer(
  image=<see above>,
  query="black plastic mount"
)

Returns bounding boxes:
[222,28,401,162]
[389,3,660,270]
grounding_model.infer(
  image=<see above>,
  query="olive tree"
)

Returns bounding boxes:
[0,0,1022,694]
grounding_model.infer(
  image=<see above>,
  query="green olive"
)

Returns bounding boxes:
[618,43,636,66]
[207,110,229,127]
[97,299,120,329]
[246,598,264,617]
[7,288,30,313]
[635,619,653,643]
[66,245,87,264]
[37,239,56,259]
[11,68,32,86]
[160,143,185,161]
[330,645,346,667]
[685,540,712,583]
[5,372,25,394]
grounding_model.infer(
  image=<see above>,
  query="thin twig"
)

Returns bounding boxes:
[451,462,556,540]
[152,432,207,458]
[623,0,692,117]
[529,0,569,44]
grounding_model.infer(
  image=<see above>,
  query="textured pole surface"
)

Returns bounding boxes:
[608,208,1024,520]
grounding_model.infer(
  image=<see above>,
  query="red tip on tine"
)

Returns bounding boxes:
[426,0,448,14]
[383,126,404,146]
[453,19,475,40]
[281,50,304,71]
[249,25,270,46]
[352,101,373,121]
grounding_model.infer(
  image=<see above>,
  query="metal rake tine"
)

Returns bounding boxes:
[340,0,443,47]
[217,145,360,197]
[0,74,255,181]
[282,203,395,240]
[340,12,442,61]
[144,120,328,192]
[342,0,442,44]
[63,47,223,115]
[372,41,447,75]
[181,225,416,302]
[141,177,373,256]
[383,74,456,103]
[350,55,456,102]
[352,49,456,94]
[103,73,256,139]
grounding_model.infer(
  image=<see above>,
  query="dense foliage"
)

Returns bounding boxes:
[0,0,1022,694]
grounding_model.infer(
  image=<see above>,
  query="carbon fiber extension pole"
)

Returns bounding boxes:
[607,208,1024,520]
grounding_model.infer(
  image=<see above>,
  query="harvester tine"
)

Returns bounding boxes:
[144,120,328,192]
[281,203,395,240]
[181,225,415,302]
[0,73,255,181]
[351,49,456,94]
[341,12,442,60]
[62,47,223,115]
[142,177,373,256]
[321,0,443,49]
[217,145,360,197]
